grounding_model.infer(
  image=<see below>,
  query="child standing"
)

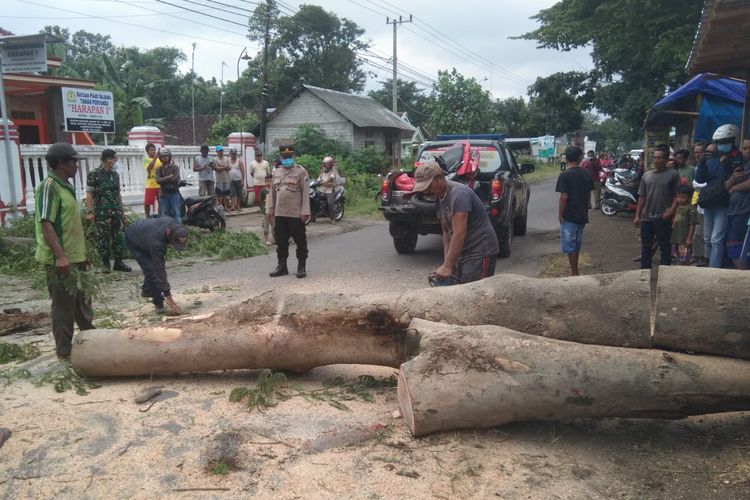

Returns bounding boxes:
[260,173,274,245]
[671,185,698,265]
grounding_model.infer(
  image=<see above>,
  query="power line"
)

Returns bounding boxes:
[16,0,247,48]
[169,0,252,18]
[154,0,250,29]
[358,0,529,87]
[117,0,248,36]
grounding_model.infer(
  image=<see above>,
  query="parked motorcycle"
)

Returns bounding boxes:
[307,179,345,224]
[601,169,639,216]
[178,180,226,231]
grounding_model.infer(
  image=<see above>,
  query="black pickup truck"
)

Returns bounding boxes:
[378,137,534,258]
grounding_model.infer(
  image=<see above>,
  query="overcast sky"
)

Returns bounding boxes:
[4,0,593,100]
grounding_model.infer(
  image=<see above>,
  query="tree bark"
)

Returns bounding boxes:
[398,319,750,436]
[653,266,750,359]
[73,271,652,376]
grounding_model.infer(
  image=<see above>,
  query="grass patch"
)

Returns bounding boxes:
[0,342,41,364]
[210,460,230,476]
[538,253,600,278]
[0,366,31,388]
[345,173,382,218]
[167,228,267,261]
[33,363,101,396]
[229,370,398,412]
[522,158,562,185]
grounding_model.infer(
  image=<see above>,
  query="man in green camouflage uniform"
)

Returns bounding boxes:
[86,149,131,272]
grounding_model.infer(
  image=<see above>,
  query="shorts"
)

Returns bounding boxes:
[727,213,750,260]
[144,187,160,205]
[560,220,585,254]
[456,255,496,284]
[229,180,243,197]
[199,180,215,196]
[741,221,750,261]
[671,243,692,264]
[215,182,230,196]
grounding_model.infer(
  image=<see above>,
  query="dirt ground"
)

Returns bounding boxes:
[1,209,749,499]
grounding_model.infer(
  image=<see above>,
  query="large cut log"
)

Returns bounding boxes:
[398,319,750,436]
[73,271,652,376]
[654,266,750,359]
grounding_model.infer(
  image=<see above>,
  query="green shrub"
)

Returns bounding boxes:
[346,147,390,175]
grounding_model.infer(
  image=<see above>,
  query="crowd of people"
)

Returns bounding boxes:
[32,141,316,359]
[555,124,750,276]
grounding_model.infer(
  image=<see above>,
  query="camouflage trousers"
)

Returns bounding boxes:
[93,210,126,262]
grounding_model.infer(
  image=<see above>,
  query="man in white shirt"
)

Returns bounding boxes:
[250,150,270,206]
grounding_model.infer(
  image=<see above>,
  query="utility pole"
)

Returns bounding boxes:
[191,42,196,145]
[220,61,228,121]
[386,15,412,113]
[260,0,272,156]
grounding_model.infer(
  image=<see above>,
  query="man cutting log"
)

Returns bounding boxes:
[412,162,499,284]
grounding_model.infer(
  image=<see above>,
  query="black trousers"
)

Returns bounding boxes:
[640,218,672,269]
[46,262,95,356]
[274,216,308,261]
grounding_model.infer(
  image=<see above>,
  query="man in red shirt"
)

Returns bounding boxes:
[581,150,603,209]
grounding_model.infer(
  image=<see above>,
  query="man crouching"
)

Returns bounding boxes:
[124,217,188,314]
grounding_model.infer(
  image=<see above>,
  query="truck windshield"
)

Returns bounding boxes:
[418,145,504,172]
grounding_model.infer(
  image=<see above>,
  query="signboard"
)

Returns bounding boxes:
[1,40,47,73]
[61,87,115,133]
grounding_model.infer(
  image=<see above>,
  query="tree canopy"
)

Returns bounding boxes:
[246,3,369,107]
[368,79,432,128]
[517,0,704,130]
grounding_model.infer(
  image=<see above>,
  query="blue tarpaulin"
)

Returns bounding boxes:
[650,73,746,142]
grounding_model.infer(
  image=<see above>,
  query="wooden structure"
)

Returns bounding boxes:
[686,0,750,142]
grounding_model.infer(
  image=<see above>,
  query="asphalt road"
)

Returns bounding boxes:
[167,177,560,304]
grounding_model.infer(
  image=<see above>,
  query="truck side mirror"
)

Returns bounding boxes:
[520,163,536,174]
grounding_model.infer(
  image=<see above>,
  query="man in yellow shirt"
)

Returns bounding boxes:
[143,143,161,216]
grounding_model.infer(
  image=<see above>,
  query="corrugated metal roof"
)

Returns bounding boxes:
[303,85,415,131]
[686,0,750,79]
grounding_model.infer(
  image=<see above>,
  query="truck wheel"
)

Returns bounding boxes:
[513,214,527,236]
[497,222,512,258]
[393,232,418,254]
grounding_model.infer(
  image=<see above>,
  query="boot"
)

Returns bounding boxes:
[112,259,132,272]
[295,259,307,279]
[101,258,111,273]
[269,259,288,277]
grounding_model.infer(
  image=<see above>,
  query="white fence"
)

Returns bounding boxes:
[19,145,205,214]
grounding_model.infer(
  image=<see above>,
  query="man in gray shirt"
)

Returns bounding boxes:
[193,145,215,196]
[412,162,499,284]
[634,143,680,269]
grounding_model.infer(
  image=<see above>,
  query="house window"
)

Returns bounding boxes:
[366,129,374,138]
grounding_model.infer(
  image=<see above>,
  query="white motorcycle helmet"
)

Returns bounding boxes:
[712,124,740,143]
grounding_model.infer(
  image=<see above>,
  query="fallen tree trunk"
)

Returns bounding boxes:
[73,271,652,376]
[654,266,750,359]
[398,319,750,436]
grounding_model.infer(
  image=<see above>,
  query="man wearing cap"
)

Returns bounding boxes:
[413,162,499,284]
[193,145,215,196]
[268,144,311,278]
[35,142,95,360]
[86,148,131,273]
[124,217,188,315]
[155,149,182,223]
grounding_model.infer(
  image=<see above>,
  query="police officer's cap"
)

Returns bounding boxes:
[279,144,295,156]
[46,142,82,162]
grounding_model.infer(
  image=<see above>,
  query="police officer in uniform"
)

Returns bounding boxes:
[86,148,131,273]
[268,144,311,278]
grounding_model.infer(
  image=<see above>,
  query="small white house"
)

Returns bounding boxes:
[263,85,415,161]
